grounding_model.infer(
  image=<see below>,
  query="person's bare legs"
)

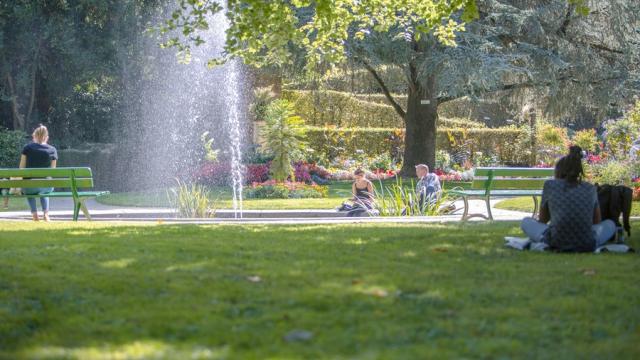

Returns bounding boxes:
[43,211,50,222]
[32,212,39,221]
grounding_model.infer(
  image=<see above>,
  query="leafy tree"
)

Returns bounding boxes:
[161,0,640,174]
[262,99,307,182]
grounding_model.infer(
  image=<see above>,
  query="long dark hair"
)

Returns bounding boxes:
[555,145,584,184]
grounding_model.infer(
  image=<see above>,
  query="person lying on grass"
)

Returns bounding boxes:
[521,145,616,252]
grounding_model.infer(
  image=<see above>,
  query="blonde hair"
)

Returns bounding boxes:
[32,124,49,144]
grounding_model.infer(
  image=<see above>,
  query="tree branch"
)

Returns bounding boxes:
[359,59,406,119]
[437,75,624,104]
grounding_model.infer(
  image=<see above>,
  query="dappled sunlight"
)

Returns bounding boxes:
[20,341,229,360]
[401,250,417,258]
[166,260,217,272]
[345,237,381,246]
[100,258,136,269]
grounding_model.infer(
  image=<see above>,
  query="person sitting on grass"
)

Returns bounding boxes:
[20,124,58,222]
[521,145,616,252]
[338,169,375,216]
[415,164,441,208]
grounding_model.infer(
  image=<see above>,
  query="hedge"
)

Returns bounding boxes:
[304,126,531,166]
[0,128,27,168]
[283,89,486,129]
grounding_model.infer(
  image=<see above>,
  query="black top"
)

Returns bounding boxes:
[22,142,58,168]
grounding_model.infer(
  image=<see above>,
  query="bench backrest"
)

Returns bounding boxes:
[471,167,554,194]
[0,167,95,190]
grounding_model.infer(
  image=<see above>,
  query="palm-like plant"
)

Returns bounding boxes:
[262,99,307,182]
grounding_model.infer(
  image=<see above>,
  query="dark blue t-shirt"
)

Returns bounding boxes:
[22,143,58,168]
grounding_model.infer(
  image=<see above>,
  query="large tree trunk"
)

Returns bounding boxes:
[401,75,438,177]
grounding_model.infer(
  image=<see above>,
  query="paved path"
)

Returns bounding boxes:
[0,197,533,223]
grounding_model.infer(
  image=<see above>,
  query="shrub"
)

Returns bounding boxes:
[537,124,569,164]
[305,126,530,166]
[283,89,487,129]
[572,129,598,153]
[250,86,277,121]
[589,160,634,186]
[283,89,404,128]
[168,180,215,218]
[603,101,640,159]
[245,181,328,199]
[0,128,27,168]
[262,99,307,182]
[194,162,269,186]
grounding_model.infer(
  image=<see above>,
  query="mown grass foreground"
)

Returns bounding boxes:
[1,222,639,359]
[495,197,640,217]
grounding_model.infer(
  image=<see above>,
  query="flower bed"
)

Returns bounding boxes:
[245,180,328,199]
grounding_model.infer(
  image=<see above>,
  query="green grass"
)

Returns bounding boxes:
[97,180,471,210]
[1,222,638,359]
[0,197,29,211]
[496,197,640,216]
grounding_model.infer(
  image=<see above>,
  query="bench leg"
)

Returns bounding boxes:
[532,196,540,219]
[461,196,470,221]
[485,196,494,221]
[73,201,81,221]
[80,200,92,221]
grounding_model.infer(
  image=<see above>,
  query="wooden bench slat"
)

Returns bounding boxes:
[0,178,94,189]
[474,167,554,177]
[0,167,93,178]
[470,179,548,190]
[8,191,109,198]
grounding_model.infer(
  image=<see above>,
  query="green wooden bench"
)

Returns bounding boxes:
[0,167,109,221]
[447,167,554,221]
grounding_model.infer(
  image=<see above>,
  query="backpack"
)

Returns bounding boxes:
[596,184,632,238]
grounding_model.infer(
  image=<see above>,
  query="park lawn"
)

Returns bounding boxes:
[96,180,469,209]
[0,222,639,359]
[0,197,29,211]
[496,197,640,216]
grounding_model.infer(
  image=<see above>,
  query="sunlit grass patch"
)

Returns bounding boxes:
[0,221,638,359]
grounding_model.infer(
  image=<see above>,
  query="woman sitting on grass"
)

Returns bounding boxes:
[521,145,616,252]
[20,124,58,222]
[338,169,375,216]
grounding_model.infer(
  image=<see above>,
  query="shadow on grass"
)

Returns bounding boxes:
[0,222,638,359]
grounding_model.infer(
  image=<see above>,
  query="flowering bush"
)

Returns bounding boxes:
[193,161,231,186]
[245,163,270,184]
[195,162,269,185]
[436,169,474,182]
[245,180,328,199]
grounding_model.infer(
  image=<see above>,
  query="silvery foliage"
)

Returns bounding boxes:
[354,0,640,123]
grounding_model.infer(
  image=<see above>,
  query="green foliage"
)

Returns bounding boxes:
[250,87,277,122]
[536,124,569,164]
[200,131,219,163]
[0,128,26,168]
[374,178,454,216]
[603,101,640,160]
[262,100,308,182]
[158,1,477,74]
[572,129,598,153]
[305,126,529,166]
[245,183,328,199]
[589,160,634,186]
[168,180,216,218]
[283,89,486,129]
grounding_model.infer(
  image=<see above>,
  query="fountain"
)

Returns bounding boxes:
[117,4,246,216]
